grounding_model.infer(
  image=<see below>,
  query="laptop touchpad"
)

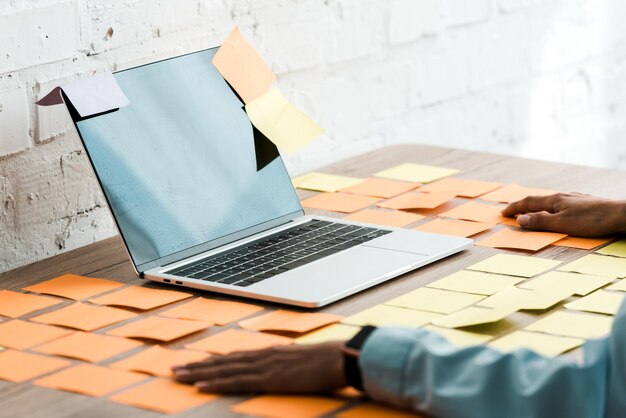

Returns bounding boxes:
[364,229,470,256]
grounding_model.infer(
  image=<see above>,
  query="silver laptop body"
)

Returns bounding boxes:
[68,48,471,308]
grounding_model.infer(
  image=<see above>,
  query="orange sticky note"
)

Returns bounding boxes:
[0,350,71,383]
[419,178,503,198]
[337,402,420,418]
[185,329,293,355]
[88,285,192,310]
[231,395,345,418]
[30,302,136,331]
[340,178,421,198]
[343,209,425,228]
[110,378,219,414]
[414,218,494,238]
[159,297,263,325]
[23,273,124,300]
[34,364,147,397]
[377,191,456,210]
[301,193,381,213]
[479,184,557,204]
[106,316,210,342]
[0,290,63,318]
[439,201,507,224]
[0,320,72,350]
[109,345,209,378]
[238,310,342,333]
[554,237,612,250]
[476,229,567,252]
[500,216,521,227]
[212,27,276,104]
[33,331,142,362]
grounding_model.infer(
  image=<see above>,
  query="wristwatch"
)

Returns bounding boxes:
[341,325,377,391]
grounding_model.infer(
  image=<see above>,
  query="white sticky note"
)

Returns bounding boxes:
[63,72,130,117]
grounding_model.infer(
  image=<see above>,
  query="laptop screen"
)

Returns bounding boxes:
[73,49,303,272]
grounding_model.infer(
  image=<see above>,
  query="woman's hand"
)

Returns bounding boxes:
[172,342,347,393]
[502,193,626,237]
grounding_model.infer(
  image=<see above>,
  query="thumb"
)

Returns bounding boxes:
[516,211,560,232]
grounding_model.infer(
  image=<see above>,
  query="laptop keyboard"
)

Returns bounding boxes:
[164,219,392,287]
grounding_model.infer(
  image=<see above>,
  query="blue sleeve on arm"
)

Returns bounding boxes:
[360,301,626,418]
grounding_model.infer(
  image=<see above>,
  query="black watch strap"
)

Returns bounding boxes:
[343,325,377,391]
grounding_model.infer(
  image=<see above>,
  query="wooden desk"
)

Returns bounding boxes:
[1,144,625,417]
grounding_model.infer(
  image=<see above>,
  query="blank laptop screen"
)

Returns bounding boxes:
[74,49,302,270]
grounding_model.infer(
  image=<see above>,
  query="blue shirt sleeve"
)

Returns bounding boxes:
[360,300,626,418]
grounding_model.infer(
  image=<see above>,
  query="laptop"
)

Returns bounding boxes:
[66,47,472,308]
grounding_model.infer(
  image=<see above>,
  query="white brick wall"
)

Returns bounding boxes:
[2,0,626,272]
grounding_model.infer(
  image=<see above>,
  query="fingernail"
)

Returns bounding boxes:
[174,370,189,376]
[517,214,530,226]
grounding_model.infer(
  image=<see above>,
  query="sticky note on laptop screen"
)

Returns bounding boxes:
[212,27,276,104]
[245,88,324,154]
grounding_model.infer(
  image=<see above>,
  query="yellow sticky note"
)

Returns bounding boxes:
[432,306,517,329]
[520,271,615,296]
[295,324,361,345]
[245,88,323,154]
[477,286,574,310]
[212,27,276,104]
[467,254,562,278]
[427,270,525,295]
[374,163,459,184]
[292,172,363,193]
[423,325,492,347]
[608,279,626,292]
[342,304,442,327]
[564,291,625,315]
[525,310,613,339]
[386,287,484,314]
[558,254,626,278]
[488,331,584,357]
[596,240,626,257]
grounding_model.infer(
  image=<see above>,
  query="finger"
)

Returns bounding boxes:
[174,350,266,371]
[174,362,265,383]
[196,375,267,393]
[516,211,561,231]
[502,194,561,217]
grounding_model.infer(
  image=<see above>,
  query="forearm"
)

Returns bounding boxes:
[360,328,610,418]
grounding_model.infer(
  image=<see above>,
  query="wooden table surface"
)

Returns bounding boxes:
[2,144,625,418]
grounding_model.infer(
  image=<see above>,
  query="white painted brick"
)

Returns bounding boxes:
[0,1,79,73]
[35,80,73,143]
[321,0,386,64]
[252,3,325,73]
[0,87,31,157]
[466,13,530,91]
[388,0,442,45]
[412,43,468,105]
[444,0,493,26]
